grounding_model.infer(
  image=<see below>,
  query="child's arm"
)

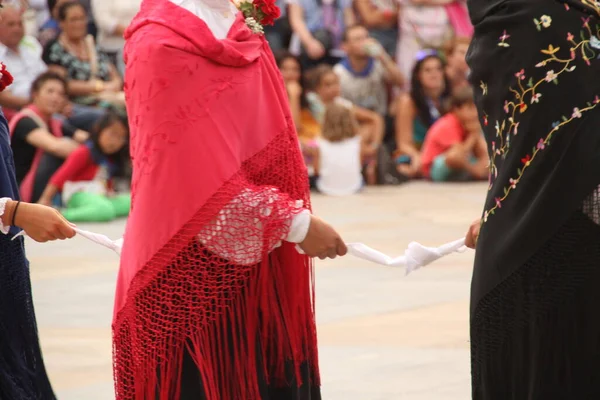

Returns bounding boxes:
[313,147,320,176]
[354,106,384,147]
[37,146,92,206]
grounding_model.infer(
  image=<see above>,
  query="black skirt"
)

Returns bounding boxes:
[178,347,321,400]
[471,194,600,399]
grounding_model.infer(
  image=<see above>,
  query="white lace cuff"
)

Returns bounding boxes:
[0,198,11,234]
[286,209,311,243]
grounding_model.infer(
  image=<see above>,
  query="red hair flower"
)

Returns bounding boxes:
[0,63,14,92]
[254,0,280,26]
[233,0,281,34]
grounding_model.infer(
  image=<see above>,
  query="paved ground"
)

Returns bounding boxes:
[26,181,487,399]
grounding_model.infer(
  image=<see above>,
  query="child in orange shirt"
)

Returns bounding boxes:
[420,86,488,182]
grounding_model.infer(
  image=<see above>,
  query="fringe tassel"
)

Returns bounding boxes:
[113,243,318,400]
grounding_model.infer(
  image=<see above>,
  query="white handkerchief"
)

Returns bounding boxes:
[74,228,123,255]
[295,237,466,275]
[346,238,467,275]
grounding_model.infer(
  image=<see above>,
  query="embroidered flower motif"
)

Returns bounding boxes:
[572,107,582,118]
[582,16,591,29]
[590,36,600,49]
[594,95,600,104]
[233,0,280,34]
[531,92,542,104]
[480,81,488,95]
[509,178,518,189]
[537,139,545,149]
[545,70,558,82]
[541,45,560,55]
[503,100,510,113]
[0,63,13,92]
[519,102,527,113]
[513,122,520,135]
[483,115,488,126]
[567,32,575,41]
[515,69,526,80]
[498,30,510,47]
[495,198,502,208]
[540,15,552,28]
[521,154,531,165]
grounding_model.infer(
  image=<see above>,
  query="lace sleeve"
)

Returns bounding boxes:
[197,187,309,265]
[0,198,11,234]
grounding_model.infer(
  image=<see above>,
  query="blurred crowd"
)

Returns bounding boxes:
[0,0,484,217]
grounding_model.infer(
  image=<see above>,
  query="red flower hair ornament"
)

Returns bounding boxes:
[232,0,281,34]
[0,63,14,92]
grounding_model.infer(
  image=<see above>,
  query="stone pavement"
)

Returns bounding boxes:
[25,181,487,399]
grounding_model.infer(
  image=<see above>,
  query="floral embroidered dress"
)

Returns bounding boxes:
[467,0,600,397]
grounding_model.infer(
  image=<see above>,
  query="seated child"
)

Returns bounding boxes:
[37,111,131,222]
[314,103,376,196]
[420,86,488,182]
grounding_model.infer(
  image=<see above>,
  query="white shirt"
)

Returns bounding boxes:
[169,0,239,39]
[92,0,143,52]
[168,0,312,255]
[316,136,363,196]
[0,36,47,98]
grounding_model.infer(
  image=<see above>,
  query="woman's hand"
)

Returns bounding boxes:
[36,197,53,207]
[13,202,75,242]
[103,80,122,93]
[298,215,347,259]
[305,38,326,60]
[465,218,481,249]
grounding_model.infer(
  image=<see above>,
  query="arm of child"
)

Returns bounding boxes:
[395,94,419,158]
[353,106,384,147]
[38,146,92,206]
[313,146,321,176]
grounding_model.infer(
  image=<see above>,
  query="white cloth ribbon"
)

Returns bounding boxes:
[73,228,123,255]
[12,228,124,255]
[14,228,467,275]
[345,238,467,275]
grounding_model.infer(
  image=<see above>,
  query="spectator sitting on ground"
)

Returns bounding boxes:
[288,0,355,69]
[334,24,404,116]
[0,4,104,130]
[394,50,450,179]
[305,64,383,184]
[43,1,125,110]
[275,51,321,187]
[352,0,398,58]
[313,103,366,196]
[9,72,89,203]
[91,0,142,75]
[420,86,487,182]
[445,35,471,90]
[0,5,47,112]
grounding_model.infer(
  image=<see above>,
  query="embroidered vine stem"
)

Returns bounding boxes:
[482,14,600,222]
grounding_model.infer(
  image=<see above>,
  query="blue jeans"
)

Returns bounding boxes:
[66,104,106,132]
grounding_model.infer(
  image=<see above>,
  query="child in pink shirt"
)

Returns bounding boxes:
[421,86,488,181]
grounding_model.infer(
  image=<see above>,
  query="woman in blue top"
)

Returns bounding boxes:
[394,50,450,178]
[0,20,76,395]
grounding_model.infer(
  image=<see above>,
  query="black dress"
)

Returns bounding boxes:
[467,0,600,398]
[0,109,56,399]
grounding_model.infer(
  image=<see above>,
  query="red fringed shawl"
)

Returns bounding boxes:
[113,0,318,398]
